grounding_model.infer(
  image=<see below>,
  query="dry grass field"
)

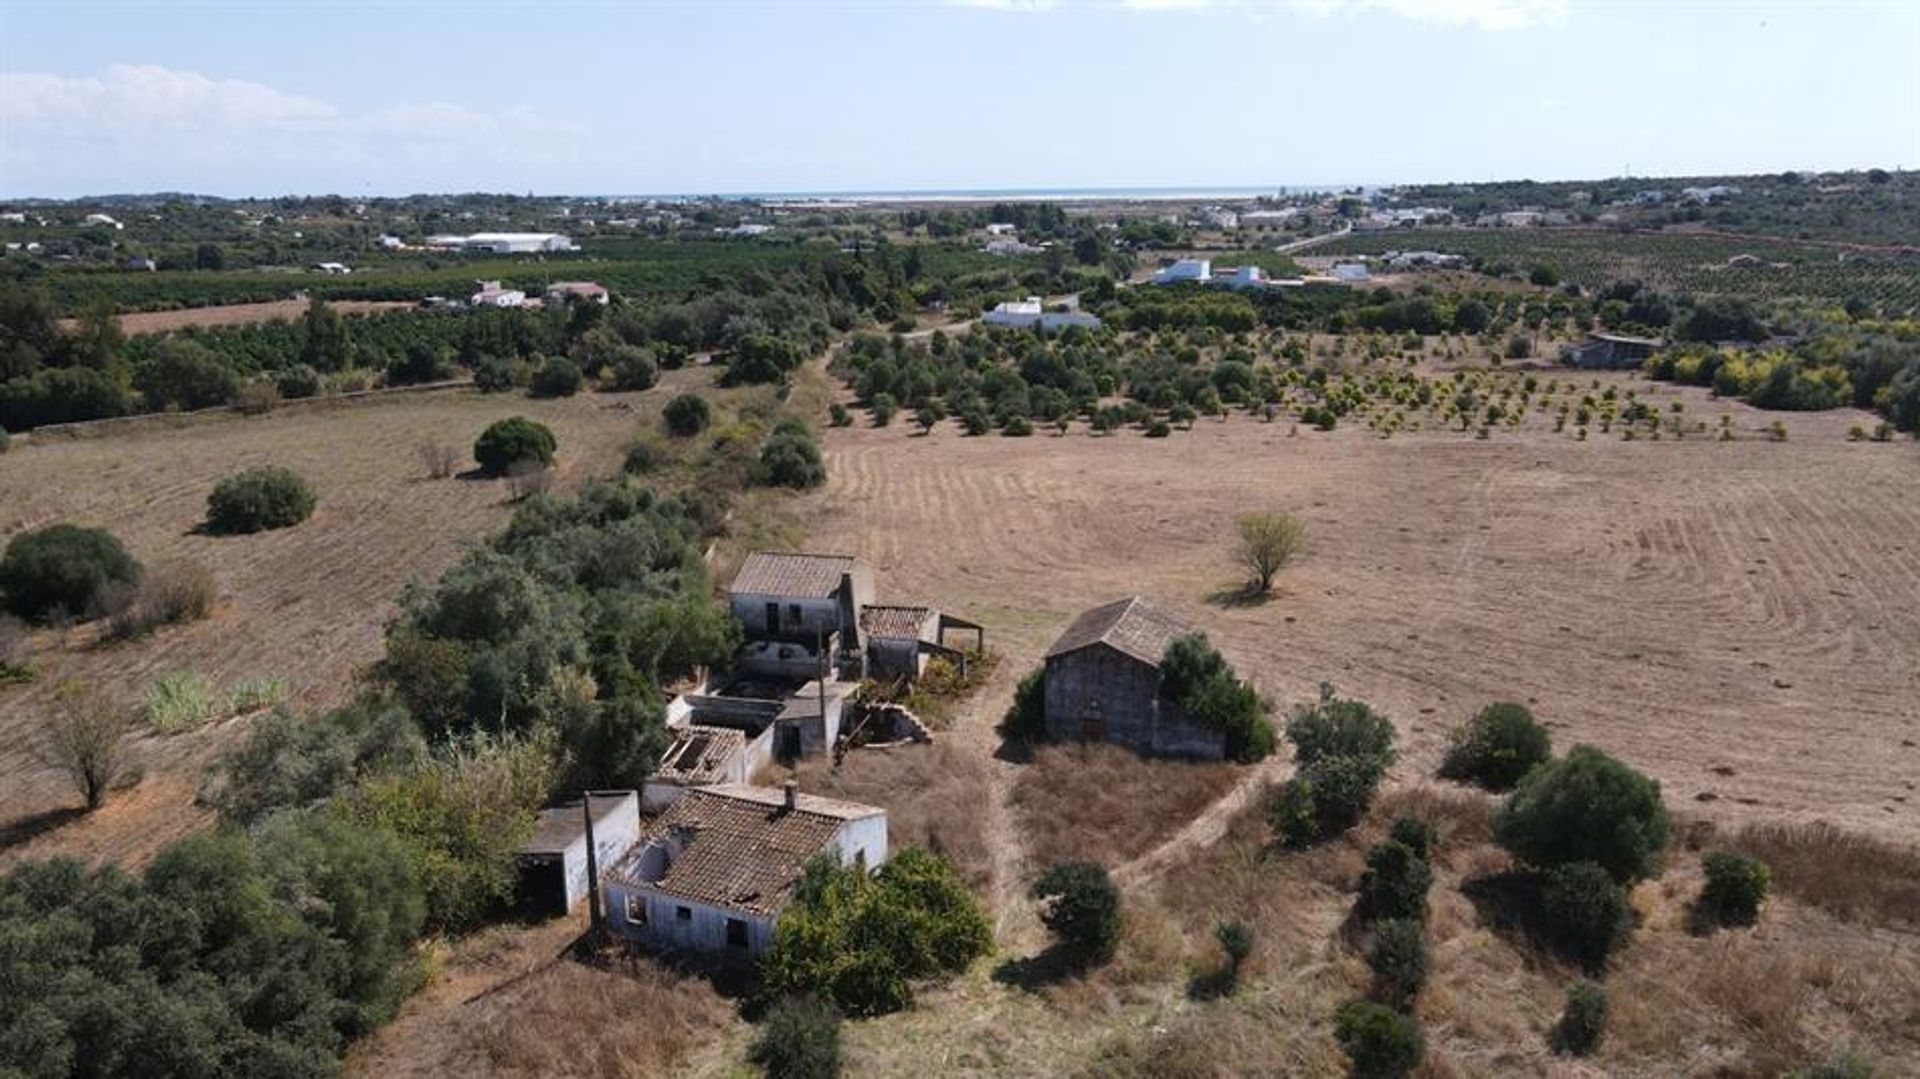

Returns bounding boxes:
[58,298,414,335]
[0,373,703,869]
[796,372,1920,841]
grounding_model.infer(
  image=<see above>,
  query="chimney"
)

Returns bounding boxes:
[783,780,798,811]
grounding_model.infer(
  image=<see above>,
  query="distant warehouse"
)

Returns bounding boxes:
[426,232,577,254]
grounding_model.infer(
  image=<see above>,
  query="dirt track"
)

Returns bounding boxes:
[795,380,1920,841]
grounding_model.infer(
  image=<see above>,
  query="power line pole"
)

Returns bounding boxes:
[581,791,604,945]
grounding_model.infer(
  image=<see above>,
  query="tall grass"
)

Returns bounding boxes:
[145,671,220,733]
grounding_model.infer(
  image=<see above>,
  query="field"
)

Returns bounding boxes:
[67,297,414,335]
[1319,227,1920,313]
[796,371,1920,841]
[0,373,701,870]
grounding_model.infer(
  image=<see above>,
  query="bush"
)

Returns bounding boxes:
[1336,1001,1423,1079]
[827,402,851,427]
[622,432,669,476]
[1001,667,1047,741]
[0,523,142,623]
[1786,1050,1879,1079]
[1159,634,1275,762]
[663,392,712,436]
[275,363,323,399]
[1001,414,1033,437]
[1031,861,1121,964]
[1357,839,1432,923]
[106,559,216,639]
[529,357,584,398]
[1697,849,1770,928]
[0,425,9,453]
[419,442,460,479]
[205,465,317,534]
[1266,775,1320,847]
[1438,701,1552,791]
[387,341,454,386]
[42,682,133,810]
[1285,683,1395,768]
[750,996,842,1079]
[1551,979,1608,1056]
[1216,918,1255,981]
[1237,510,1306,592]
[1145,419,1171,437]
[1366,919,1427,1008]
[1541,860,1629,968]
[214,701,422,824]
[473,355,516,392]
[1388,817,1436,862]
[759,847,991,1017]
[474,416,557,477]
[869,392,898,427]
[760,420,827,489]
[605,345,659,391]
[1493,744,1670,883]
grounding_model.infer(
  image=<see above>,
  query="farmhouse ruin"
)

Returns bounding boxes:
[1042,596,1230,760]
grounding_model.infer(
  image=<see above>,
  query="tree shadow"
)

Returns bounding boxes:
[1205,584,1276,610]
[0,806,88,854]
[1461,870,1613,975]
[1185,963,1237,1002]
[991,944,1090,993]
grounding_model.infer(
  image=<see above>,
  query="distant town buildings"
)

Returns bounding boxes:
[470,279,526,307]
[428,232,576,253]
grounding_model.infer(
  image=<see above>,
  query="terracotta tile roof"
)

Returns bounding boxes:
[655,725,746,784]
[859,605,935,641]
[612,785,882,916]
[731,552,857,599]
[1044,596,1191,667]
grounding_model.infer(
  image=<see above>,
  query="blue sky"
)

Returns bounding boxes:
[2,0,1915,197]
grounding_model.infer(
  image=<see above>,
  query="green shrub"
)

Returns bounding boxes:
[529,357,584,398]
[275,364,323,399]
[622,432,670,476]
[1032,861,1121,964]
[1438,701,1552,791]
[1216,918,1255,979]
[1698,849,1770,928]
[206,466,316,534]
[1785,1049,1878,1079]
[605,345,659,392]
[145,671,221,733]
[1266,774,1320,847]
[0,425,9,453]
[473,356,516,392]
[1366,919,1428,1009]
[473,416,556,477]
[760,419,827,489]
[759,847,991,1017]
[1000,667,1047,741]
[1494,744,1670,883]
[1388,817,1436,862]
[827,402,851,427]
[226,677,291,715]
[1001,414,1033,437]
[1145,419,1171,437]
[869,392,898,426]
[1159,634,1275,762]
[1357,839,1433,923]
[1285,683,1396,768]
[750,995,843,1079]
[0,523,142,623]
[1541,860,1630,968]
[1336,1001,1424,1079]
[663,392,712,436]
[1551,979,1608,1056]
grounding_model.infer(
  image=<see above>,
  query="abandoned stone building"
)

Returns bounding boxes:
[603,782,888,956]
[1042,596,1229,760]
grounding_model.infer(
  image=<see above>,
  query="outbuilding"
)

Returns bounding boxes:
[515,790,643,919]
[1041,596,1228,760]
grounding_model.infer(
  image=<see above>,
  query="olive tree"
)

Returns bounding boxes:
[1236,510,1305,592]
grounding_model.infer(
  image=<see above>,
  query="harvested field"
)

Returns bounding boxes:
[0,374,702,869]
[796,371,1920,840]
[60,298,414,335]
[1011,743,1244,871]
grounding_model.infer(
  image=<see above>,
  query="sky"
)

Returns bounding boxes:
[1,0,1916,198]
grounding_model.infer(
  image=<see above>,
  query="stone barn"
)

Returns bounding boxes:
[1042,596,1228,760]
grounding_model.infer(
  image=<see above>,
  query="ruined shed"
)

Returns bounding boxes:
[1042,596,1228,760]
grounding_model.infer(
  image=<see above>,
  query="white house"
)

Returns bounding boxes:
[982,297,1103,331]
[515,790,643,918]
[377,234,405,249]
[313,261,352,275]
[719,223,774,238]
[471,279,526,307]
[1153,258,1212,285]
[1332,262,1371,282]
[83,213,123,230]
[984,222,1017,236]
[1214,265,1266,290]
[984,238,1042,256]
[729,551,875,680]
[604,783,888,956]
